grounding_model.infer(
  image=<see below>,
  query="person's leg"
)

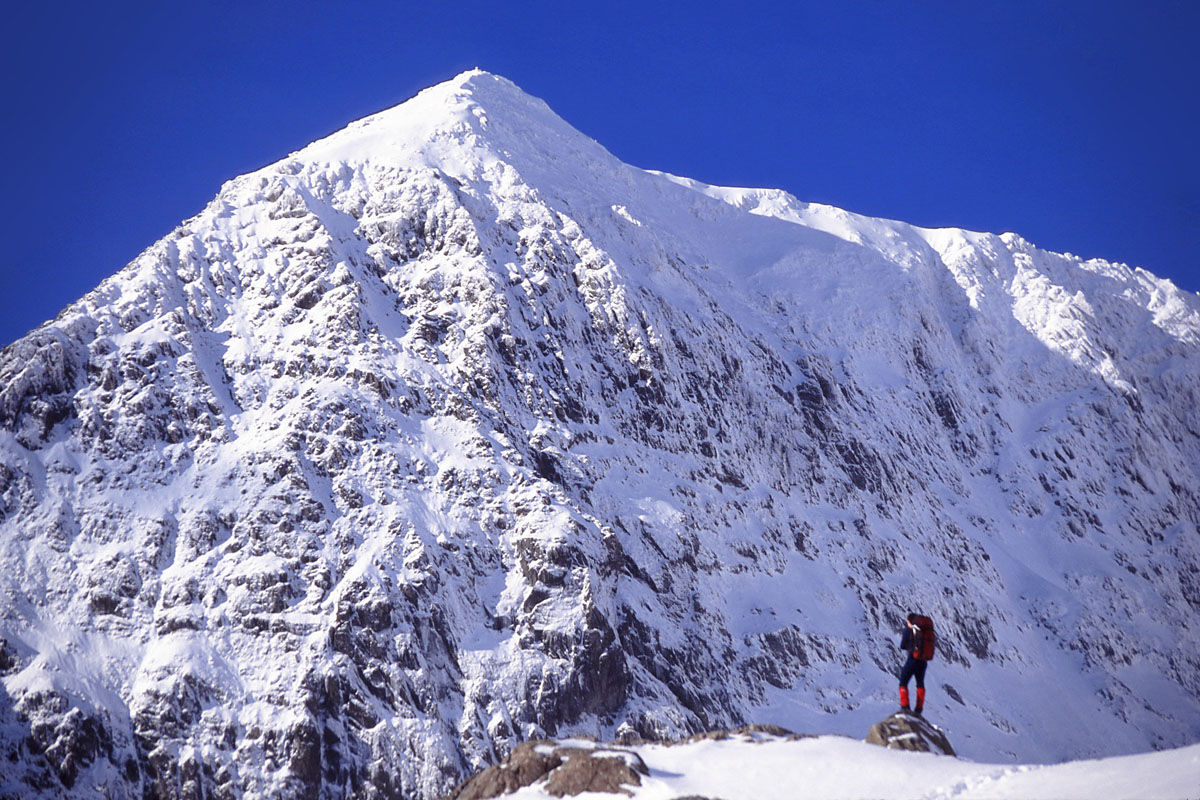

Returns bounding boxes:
[914,660,928,713]
[898,657,916,709]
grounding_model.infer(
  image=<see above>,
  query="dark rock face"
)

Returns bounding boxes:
[865,712,956,756]
[449,741,648,799]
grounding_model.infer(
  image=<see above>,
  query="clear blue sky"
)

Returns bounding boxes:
[2,1,1197,346]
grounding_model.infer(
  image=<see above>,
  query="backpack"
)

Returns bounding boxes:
[912,615,936,661]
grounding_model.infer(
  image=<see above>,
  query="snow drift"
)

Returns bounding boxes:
[451,729,1200,800]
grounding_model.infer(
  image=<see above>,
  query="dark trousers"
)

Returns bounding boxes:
[899,655,927,689]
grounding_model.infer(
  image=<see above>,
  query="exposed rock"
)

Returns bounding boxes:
[448,741,648,799]
[542,748,647,798]
[865,712,956,756]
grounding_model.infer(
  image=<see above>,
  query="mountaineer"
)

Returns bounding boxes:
[899,612,935,714]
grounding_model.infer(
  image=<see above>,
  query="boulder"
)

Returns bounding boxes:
[448,740,649,799]
[865,711,956,756]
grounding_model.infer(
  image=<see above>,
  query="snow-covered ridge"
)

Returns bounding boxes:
[1,69,1198,800]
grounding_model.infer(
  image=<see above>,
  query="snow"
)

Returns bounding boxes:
[505,735,1200,800]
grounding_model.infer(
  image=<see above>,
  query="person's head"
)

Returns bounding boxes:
[907,613,918,624]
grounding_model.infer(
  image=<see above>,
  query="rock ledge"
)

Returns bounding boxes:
[448,740,649,800]
[865,711,956,756]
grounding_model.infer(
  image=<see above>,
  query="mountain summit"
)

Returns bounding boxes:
[293,70,603,172]
[1,71,1198,800]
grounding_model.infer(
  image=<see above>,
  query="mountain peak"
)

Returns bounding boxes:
[406,67,541,115]
[286,69,577,175]
[448,67,523,96]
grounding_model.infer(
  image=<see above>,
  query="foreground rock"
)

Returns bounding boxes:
[865,712,956,756]
[449,740,649,799]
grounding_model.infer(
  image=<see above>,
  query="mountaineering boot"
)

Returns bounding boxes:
[899,686,910,711]
[915,687,926,715]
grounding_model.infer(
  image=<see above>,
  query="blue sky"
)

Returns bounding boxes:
[1,1,1197,346]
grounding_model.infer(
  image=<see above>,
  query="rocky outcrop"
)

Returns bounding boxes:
[865,712,956,756]
[448,740,648,799]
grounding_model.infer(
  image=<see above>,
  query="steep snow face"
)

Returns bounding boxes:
[1,69,1198,799]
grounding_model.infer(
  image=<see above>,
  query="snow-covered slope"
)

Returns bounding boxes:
[469,732,1200,800]
[1,69,1198,799]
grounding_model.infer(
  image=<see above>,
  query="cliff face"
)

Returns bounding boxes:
[1,70,1198,799]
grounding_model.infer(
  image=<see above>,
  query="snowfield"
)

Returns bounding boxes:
[0,69,1198,799]
[501,735,1200,800]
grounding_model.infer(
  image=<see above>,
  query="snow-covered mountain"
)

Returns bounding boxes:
[1,69,1198,800]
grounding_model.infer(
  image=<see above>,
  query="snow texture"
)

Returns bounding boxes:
[1,69,1199,799]
[493,733,1200,800]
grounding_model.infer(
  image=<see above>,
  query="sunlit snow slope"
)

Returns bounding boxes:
[490,733,1200,800]
[1,70,1198,800]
